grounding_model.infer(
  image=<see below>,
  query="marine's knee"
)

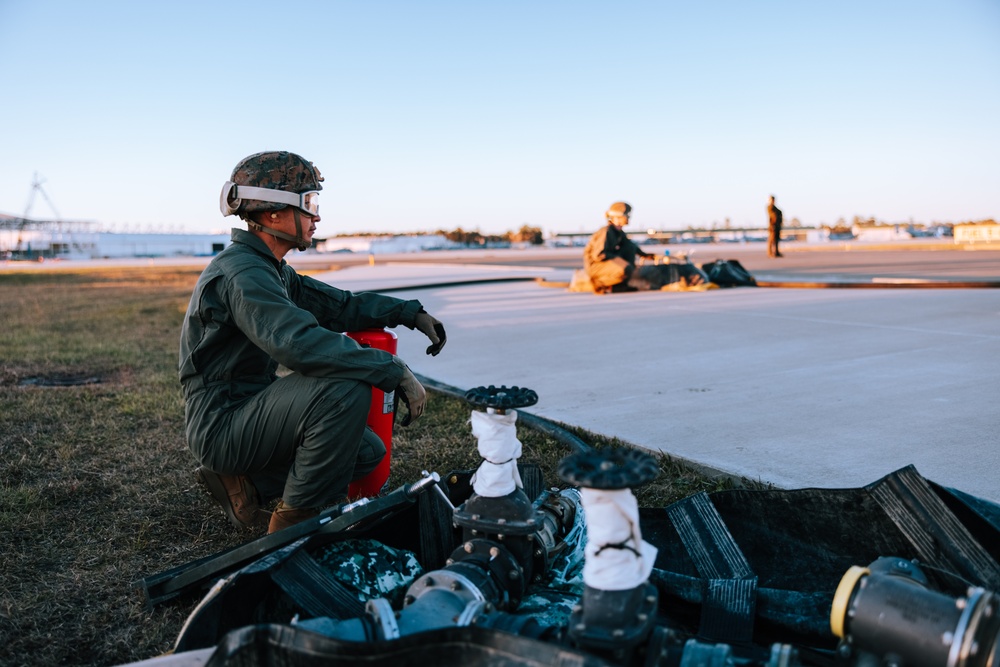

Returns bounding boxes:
[354,428,387,479]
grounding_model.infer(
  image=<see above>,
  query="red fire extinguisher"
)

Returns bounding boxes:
[346,328,397,499]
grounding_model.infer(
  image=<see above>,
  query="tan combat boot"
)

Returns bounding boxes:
[196,466,265,530]
[267,500,319,534]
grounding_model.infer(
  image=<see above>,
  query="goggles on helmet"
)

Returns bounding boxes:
[220,181,320,217]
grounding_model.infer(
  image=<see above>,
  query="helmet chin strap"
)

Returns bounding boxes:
[292,209,308,251]
[247,208,309,252]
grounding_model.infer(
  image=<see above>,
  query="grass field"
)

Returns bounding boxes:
[0,265,738,667]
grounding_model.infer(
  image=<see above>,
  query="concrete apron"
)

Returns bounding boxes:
[359,276,1000,504]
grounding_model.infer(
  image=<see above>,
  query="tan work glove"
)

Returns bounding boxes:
[414,309,447,356]
[396,363,427,426]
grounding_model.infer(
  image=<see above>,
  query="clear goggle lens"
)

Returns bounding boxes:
[299,191,319,216]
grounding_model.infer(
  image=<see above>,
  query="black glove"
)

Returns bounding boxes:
[414,309,447,356]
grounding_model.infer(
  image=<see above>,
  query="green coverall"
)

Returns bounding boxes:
[179,229,424,508]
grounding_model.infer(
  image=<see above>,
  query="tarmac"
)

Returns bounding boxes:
[309,254,1000,504]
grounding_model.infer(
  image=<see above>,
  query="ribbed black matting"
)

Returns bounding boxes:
[667,491,757,642]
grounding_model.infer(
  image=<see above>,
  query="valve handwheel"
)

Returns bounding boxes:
[464,385,538,411]
[558,448,659,490]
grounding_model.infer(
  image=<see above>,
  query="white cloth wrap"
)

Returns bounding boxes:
[580,487,658,591]
[469,410,523,497]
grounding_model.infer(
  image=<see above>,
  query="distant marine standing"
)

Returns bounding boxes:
[767,195,783,258]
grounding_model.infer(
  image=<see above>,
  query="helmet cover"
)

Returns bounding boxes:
[228,151,324,218]
[606,201,632,220]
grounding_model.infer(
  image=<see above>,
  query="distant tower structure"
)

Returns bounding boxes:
[0,174,93,259]
[23,173,61,222]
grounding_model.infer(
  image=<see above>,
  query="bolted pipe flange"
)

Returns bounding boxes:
[364,598,400,640]
[558,447,659,490]
[465,385,538,411]
[568,582,659,651]
[446,538,528,611]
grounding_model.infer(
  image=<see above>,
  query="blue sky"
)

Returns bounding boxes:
[1,1,998,236]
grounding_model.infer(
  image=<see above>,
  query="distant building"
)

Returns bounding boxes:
[954,223,1000,244]
[851,225,914,243]
[316,234,461,254]
[1,227,231,260]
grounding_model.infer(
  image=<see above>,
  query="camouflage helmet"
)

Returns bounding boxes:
[222,151,324,219]
[605,201,632,220]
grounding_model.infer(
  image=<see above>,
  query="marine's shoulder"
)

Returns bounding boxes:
[218,241,277,270]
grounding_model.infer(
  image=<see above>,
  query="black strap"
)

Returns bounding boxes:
[594,541,641,558]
